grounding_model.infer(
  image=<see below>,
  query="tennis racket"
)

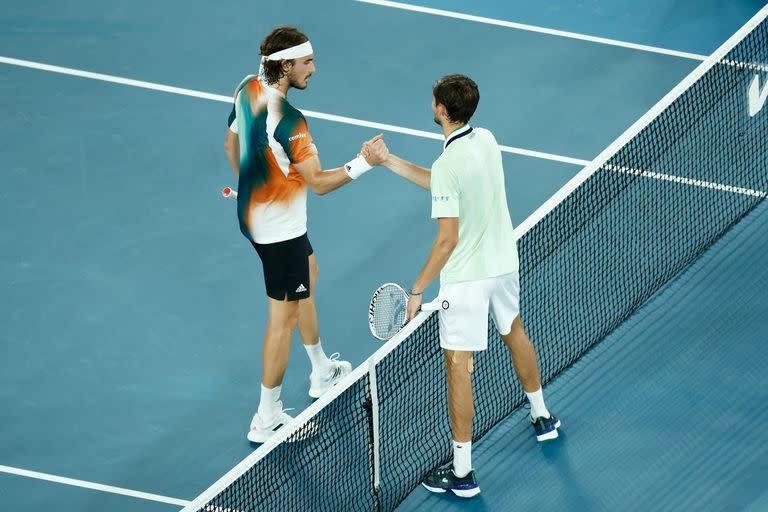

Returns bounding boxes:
[368,283,449,341]
[222,187,238,199]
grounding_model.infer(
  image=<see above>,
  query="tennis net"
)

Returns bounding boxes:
[184,7,768,511]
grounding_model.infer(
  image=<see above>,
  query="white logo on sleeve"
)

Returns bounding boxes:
[296,284,307,293]
[748,74,768,117]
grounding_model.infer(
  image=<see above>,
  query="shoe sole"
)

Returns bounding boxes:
[308,368,352,398]
[247,430,272,444]
[422,483,481,498]
[248,420,322,444]
[308,384,330,399]
[247,419,291,444]
[535,419,562,442]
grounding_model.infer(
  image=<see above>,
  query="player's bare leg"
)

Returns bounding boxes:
[248,297,300,443]
[445,350,474,444]
[423,349,480,497]
[500,316,541,393]
[501,316,560,441]
[298,253,351,398]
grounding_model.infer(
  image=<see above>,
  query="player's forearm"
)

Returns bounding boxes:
[224,136,240,179]
[225,151,240,179]
[383,155,431,191]
[310,167,352,195]
[412,238,456,293]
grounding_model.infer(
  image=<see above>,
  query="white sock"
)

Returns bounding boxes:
[452,440,472,478]
[304,338,328,373]
[257,384,282,420]
[526,388,551,419]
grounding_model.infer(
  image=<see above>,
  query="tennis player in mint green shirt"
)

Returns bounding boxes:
[363,74,560,498]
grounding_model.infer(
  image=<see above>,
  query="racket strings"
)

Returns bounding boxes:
[371,286,408,340]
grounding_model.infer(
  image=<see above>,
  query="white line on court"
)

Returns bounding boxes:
[353,0,708,61]
[0,55,589,166]
[0,464,191,507]
[604,164,768,198]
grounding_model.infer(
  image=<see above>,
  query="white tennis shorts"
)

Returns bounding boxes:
[438,272,520,352]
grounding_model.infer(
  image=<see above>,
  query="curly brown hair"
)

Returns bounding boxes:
[260,26,310,85]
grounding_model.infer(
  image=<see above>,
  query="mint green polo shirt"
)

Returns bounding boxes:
[430,126,519,284]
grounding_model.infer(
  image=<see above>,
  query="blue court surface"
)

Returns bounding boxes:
[1,1,766,511]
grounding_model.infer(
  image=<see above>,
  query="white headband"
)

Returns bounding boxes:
[265,41,313,61]
[259,41,313,83]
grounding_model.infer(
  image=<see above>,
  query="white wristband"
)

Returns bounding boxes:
[344,155,372,180]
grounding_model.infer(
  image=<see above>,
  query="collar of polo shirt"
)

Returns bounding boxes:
[443,125,473,150]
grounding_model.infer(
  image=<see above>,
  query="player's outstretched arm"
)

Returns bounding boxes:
[293,155,351,195]
[382,155,431,191]
[293,135,388,196]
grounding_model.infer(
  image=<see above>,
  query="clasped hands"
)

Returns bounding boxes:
[360,134,390,167]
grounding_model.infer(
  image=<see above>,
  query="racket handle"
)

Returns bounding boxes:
[420,299,449,312]
[222,187,238,199]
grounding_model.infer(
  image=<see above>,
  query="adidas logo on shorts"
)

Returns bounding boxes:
[296,284,307,293]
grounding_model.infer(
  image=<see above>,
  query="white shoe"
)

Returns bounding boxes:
[247,402,294,444]
[308,353,352,398]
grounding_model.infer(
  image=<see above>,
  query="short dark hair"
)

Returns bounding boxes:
[260,26,309,85]
[432,74,480,124]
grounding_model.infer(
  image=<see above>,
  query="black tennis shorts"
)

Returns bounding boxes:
[251,233,314,301]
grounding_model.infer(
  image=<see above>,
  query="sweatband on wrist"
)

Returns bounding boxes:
[344,155,372,180]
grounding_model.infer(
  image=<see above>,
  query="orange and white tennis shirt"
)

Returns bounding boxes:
[228,76,318,244]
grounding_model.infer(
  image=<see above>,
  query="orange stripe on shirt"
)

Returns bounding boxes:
[247,146,306,209]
